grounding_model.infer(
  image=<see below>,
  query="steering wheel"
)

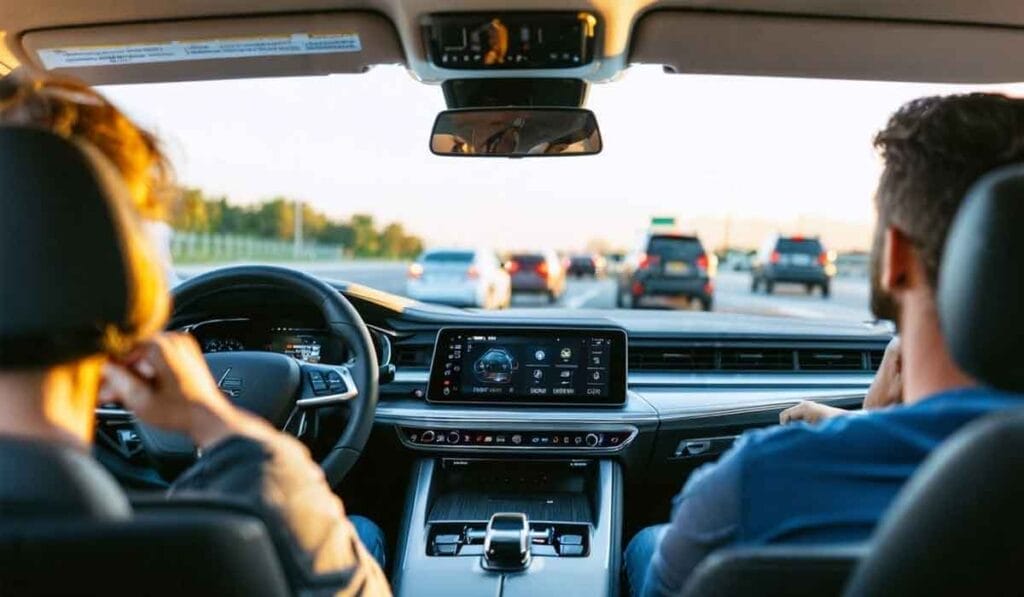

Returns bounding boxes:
[138,265,379,487]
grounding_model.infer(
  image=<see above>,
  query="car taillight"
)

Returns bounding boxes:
[466,265,480,279]
[639,253,660,269]
[536,261,549,277]
[818,251,828,265]
[696,253,709,271]
[505,260,520,274]
[770,251,781,264]
[408,263,423,279]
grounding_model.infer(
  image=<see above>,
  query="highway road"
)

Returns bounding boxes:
[177,262,873,322]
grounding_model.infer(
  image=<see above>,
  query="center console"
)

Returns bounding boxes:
[391,326,629,597]
[392,458,622,597]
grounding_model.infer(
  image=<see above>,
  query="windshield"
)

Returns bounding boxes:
[648,236,704,260]
[776,239,823,254]
[100,66,1024,322]
[421,251,475,263]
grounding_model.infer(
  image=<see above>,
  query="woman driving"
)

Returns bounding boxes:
[0,69,390,596]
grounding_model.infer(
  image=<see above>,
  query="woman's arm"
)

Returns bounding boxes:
[101,333,390,596]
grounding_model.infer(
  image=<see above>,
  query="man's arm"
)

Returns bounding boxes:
[780,335,903,425]
[641,438,746,596]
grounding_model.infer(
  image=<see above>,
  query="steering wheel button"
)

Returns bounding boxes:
[325,370,345,391]
[308,371,328,393]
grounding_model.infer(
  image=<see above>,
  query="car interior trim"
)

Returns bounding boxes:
[393,425,639,454]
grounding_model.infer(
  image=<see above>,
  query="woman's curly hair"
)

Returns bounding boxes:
[0,68,172,221]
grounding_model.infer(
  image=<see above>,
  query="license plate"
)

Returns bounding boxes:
[665,261,689,275]
[790,254,813,266]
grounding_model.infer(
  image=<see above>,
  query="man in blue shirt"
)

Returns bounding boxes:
[624,93,1024,596]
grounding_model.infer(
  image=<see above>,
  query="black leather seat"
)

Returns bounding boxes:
[0,128,316,596]
[0,437,293,596]
[681,164,1024,597]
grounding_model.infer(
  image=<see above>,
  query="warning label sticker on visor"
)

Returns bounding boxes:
[38,33,362,69]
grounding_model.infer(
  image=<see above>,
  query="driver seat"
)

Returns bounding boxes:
[0,440,291,596]
[0,127,295,596]
[680,164,1024,596]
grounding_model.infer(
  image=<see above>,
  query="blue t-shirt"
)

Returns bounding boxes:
[642,387,1023,597]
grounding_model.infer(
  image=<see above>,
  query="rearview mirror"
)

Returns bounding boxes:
[430,108,602,157]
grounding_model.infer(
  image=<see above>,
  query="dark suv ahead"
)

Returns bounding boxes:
[617,233,714,310]
[751,235,834,297]
[505,250,565,303]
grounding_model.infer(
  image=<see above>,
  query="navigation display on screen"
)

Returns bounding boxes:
[427,328,627,405]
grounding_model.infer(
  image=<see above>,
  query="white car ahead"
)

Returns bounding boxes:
[407,248,511,309]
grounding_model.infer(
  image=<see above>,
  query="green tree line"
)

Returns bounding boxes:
[170,188,424,259]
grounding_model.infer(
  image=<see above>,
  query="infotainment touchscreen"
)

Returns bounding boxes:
[427,328,628,405]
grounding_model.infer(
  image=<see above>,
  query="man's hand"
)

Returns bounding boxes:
[779,401,849,425]
[780,336,903,426]
[100,332,270,449]
[864,335,903,410]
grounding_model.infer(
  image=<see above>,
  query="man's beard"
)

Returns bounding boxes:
[870,224,901,325]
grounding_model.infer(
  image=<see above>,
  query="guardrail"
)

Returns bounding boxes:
[170,232,343,263]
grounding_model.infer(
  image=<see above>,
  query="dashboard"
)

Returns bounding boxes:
[170,280,889,466]
[189,318,337,364]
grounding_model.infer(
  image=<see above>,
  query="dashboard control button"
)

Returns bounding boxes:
[420,430,436,443]
[558,544,585,557]
[447,431,461,444]
[308,371,328,394]
[585,433,601,447]
[511,434,522,445]
[559,534,583,546]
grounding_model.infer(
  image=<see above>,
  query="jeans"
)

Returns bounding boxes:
[350,515,388,573]
[624,524,669,597]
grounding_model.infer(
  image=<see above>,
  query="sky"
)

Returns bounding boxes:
[100,66,1024,252]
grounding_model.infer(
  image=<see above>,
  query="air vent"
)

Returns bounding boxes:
[630,347,716,371]
[628,343,886,373]
[719,348,794,371]
[394,345,433,368]
[798,349,865,371]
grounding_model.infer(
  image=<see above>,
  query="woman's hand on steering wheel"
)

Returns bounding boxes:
[101,332,273,449]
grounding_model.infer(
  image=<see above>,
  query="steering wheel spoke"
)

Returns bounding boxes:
[296,363,359,408]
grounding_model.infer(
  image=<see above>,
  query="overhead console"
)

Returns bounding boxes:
[422,12,598,70]
[427,327,627,406]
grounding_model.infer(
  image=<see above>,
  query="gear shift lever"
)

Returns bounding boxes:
[482,513,531,571]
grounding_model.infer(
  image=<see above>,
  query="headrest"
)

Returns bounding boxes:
[939,165,1024,392]
[0,127,137,368]
[0,439,130,520]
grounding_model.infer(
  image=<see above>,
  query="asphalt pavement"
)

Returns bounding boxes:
[177,262,872,322]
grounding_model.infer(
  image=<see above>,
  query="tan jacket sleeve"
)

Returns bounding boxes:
[170,434,391,597]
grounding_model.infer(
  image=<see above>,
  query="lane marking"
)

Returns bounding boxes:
[564,284,606,309]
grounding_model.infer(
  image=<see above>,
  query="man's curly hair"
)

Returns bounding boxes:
[873,93,1024,289]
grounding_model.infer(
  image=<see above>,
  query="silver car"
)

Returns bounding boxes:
[406,248,511,309]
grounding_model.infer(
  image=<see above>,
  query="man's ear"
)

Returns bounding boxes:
[881,226,913,293]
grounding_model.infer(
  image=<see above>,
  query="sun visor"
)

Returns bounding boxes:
[631,10,1024,84]
[17,11,404,85]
